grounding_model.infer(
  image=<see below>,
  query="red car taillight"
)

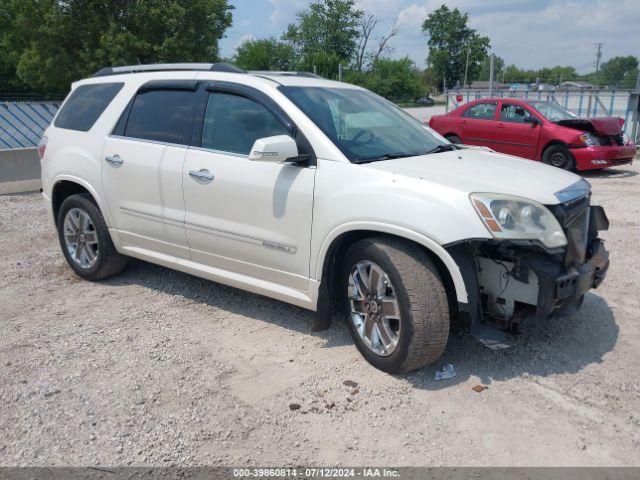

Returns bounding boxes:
[37,136,48,160]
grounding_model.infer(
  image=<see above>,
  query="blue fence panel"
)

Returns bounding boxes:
[0,102,60,149]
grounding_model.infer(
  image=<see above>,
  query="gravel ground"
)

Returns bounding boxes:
[1,162,639,467]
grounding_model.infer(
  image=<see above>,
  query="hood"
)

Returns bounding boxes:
[363,148,583,205]
[556,117,624,136]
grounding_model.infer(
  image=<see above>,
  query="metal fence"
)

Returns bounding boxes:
[0,101,61,149]
[445,89,639,138]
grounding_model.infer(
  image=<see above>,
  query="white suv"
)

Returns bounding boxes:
[40,63,610,373]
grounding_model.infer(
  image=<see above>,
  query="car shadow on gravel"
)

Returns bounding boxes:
[581,168,638,179]
[103,259,353,348]
[404,292,618,390]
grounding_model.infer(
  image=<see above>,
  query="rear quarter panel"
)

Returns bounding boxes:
[429,113,461,138]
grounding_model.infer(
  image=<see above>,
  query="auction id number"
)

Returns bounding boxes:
[233,468,357,478]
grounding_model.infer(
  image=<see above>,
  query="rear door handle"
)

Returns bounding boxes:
[189,169,215,182]
[105,154,123,166]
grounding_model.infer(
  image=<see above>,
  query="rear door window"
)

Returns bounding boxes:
[123,89,197,145]
[463,103,498,120]
[201,92,288,155]
[54,83,123,131]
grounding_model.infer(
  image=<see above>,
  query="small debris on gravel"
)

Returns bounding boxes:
[343,380,358,388]
[288,403,301,411]
[435,364,457,381]
[472,384,488,393]
[350,389,359,396]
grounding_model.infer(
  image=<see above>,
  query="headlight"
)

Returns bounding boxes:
[470,193,567,249]
[579,132,600,146]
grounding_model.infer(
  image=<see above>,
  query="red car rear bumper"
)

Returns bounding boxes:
[570,145,637,170]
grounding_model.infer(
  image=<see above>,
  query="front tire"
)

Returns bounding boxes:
[57,193,127,280]
[543,145,575,171]
[342,237,450,374]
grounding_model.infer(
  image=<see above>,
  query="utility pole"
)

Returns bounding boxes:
[632,68,640,144]
[443,75,448,111]
[463,46,470,89]
[338,63,343,82]
[594,43,603,82]
[489,53,495,97]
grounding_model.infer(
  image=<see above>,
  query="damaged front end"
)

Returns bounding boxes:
[448,181,610,348]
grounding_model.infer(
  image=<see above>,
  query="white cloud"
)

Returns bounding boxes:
[269,0,306,25]
[355,0,405,18]
[234,33,255,50]
[394,0,640,69]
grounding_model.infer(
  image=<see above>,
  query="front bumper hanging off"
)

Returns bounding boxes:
[448,203,610,345]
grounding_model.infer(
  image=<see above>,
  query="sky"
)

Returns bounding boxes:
[219,0,640,72]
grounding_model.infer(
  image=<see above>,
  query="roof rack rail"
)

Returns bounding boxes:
[249,71,322,79]
[92,63,246,77]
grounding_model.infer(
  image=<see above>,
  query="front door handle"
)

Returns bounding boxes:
[105,154,123,166]
[189,169,215,182]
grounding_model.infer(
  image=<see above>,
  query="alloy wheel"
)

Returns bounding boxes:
[348,260,401,356]
[63,208,99,269]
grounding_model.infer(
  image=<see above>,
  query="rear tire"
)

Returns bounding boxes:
[342,237,450,374]
[543,144,575,171]
[446,134,462,144]
[57,193,127,281]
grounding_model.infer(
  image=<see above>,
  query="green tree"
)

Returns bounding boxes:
[598,55,639,88]
[0,0,51,93]
[1,0,233,94]
[478,55,504,83]
[421,5,490,89]
[537,66,577,84]
[234,37,295,71]
[346,57,423,102]
[283,0,363,78]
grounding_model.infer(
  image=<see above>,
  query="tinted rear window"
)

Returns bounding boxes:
[123,89,196,145]
[54,83,123,131]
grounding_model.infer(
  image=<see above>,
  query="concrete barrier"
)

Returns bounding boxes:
[0,148,41,195]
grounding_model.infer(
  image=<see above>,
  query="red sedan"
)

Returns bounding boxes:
[428,98,636,171]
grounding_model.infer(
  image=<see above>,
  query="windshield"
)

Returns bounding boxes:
[280,86,447,163]
[526,101,579,122]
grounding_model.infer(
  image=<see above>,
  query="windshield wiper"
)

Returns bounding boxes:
[423,144,459,155]
[354,152,418,163]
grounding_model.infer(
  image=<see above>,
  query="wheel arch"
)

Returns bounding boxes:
[51,175,111,226]
[315,223,469,306]
[443,132,461,141]
[540,139,570,161]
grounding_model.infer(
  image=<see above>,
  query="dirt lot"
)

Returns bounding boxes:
[1,163,640,467]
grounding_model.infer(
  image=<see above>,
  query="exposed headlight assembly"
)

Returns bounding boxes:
[579,132,600,146]
[470,193,567,249]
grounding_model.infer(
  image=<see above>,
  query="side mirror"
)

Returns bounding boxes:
[248,135,299,163]
[524,116,540,126]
